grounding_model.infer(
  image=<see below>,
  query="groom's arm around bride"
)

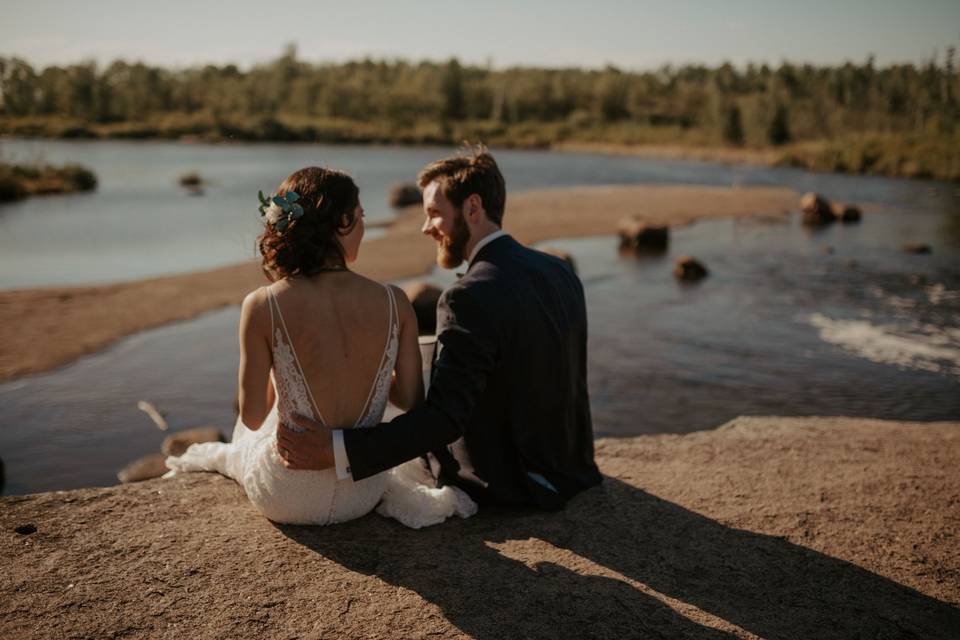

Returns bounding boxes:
[280,148,602,509]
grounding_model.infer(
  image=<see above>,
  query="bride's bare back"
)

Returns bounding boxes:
[238,271,422,432]
[165,165,477,528]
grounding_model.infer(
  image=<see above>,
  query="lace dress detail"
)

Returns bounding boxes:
[270,328,317,429]
[165,283,476,528]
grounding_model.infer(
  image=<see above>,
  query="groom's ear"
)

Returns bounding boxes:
[463,193,484,223]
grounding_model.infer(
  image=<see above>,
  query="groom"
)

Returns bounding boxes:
[279,147,602,508]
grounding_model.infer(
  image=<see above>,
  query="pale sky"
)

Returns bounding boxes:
[2,0,958,70]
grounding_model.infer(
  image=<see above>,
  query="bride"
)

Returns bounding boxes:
[165,166,476,528]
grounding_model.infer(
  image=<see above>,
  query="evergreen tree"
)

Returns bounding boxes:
[768,104,792,145]
[441,58,464,120]
[723,104,745,146]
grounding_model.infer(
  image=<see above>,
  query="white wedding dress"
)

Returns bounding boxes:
[165,284,476,529]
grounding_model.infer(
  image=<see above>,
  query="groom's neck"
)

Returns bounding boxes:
[464,224,502,265]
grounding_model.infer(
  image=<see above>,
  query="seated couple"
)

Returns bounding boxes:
[166,147,602,528]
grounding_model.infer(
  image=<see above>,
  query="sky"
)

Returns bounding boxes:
[2,0,959,71]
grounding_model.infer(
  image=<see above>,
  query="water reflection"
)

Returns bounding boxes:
[940,193,960,246]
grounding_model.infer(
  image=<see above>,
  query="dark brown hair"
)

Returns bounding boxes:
[257,167,359,281]
[416,145,506,226]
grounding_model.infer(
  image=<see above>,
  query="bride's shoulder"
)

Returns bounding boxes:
[241,285,272,309]
[385,284,417,330]
[347,276,414,322]
[385,282,411,306]
[239,286,272,327]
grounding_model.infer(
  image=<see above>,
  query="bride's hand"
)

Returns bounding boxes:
[277,415,335,470]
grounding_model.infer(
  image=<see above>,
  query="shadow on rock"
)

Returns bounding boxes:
[277,477,959,639]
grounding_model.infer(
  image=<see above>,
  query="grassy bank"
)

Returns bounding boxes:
[3,114,957,182]
[0,161,97,202]
[774,133,960,181]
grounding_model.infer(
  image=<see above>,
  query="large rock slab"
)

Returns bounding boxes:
[2,417,958,639]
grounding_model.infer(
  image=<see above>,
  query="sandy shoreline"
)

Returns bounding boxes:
[1,416,957,638]
[0,184,796,382]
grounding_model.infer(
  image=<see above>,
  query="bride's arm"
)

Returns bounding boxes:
[389,286,425,411]
[238,288,274,430]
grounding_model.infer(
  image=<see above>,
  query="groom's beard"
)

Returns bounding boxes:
[437,210,470,269]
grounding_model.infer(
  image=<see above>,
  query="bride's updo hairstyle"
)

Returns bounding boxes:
[258,167,360,281]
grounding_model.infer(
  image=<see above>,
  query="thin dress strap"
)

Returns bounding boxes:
[267,286,275,338]
[266,287,329,427]
[352,284,398,427]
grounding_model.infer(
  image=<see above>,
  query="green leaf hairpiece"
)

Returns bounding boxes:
[258,190,304,231]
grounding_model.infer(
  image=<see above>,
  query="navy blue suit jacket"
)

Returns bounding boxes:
[343,235,602,508]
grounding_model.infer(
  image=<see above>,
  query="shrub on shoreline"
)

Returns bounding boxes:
[0,162,98,203]
[775,134,960,182]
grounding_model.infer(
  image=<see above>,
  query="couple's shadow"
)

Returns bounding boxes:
[276,477,958,639]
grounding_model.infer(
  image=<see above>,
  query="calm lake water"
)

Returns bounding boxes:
[1,140,958,495]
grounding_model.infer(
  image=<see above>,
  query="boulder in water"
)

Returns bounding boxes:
[117,453,169,484]
[618,217,669,251]
[538,247,578,274]
[162,426,226,457]
[902,243,932,255]
[179,172,203,187]
[389,183,422,208]
[673,256,709,281]
[402,281,443,335]
[800,192,837,226]
[833,203,862,223]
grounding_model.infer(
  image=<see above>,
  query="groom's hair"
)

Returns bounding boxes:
[417,144,506,226]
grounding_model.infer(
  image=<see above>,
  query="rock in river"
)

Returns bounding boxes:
[117,453,170,484]
[674,256,709,281]
[402,281,443,336]
[538,246,578,274]
[834,203,862,223]
[902,243,932,255]
[388,183,422,208]
[800,192,837,226]
[618,217,669,251]
[162,426,226,457]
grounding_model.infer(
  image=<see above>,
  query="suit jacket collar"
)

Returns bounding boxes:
[468,232,512,272]
[468,229,508,265]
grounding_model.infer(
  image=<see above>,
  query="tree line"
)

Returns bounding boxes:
[1,46,958,178]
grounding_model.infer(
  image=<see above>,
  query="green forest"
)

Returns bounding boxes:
[1,45,958,180]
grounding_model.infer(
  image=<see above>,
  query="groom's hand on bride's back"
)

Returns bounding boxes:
[277,414,335,470]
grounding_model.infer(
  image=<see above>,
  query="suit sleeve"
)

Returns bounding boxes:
[342,285,498,480]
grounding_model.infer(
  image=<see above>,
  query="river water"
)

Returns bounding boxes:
[1,140,958,495]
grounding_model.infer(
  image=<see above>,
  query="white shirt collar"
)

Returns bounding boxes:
[468,229,508,266]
